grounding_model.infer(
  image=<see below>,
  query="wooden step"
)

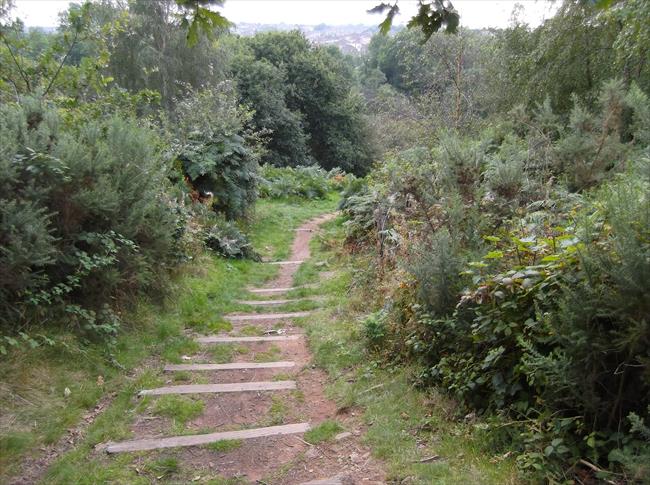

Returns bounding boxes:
[267,260,304,265]
[235,298,302,306]
[139,380,296,396]
[300,477,346,485]
[197,335,301,344]
[164,361,296,372]
[248,287,300,294]
[105,422,311,453]
[224,311,312,322]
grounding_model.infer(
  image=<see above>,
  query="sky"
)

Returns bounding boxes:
[12,0,559,29]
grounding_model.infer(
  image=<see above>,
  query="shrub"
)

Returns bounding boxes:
[343,83,650,478]
[258,165,330,199]
[0,98,179,338]
[174,85,260,220]
[203,215,260,261]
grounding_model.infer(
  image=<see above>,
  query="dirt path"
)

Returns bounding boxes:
[104,213,386,484]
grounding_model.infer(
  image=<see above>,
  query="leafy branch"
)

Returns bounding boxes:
[176,0,231,47]
[368,0,460,39]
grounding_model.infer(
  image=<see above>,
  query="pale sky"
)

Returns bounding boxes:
[12,0,558,29]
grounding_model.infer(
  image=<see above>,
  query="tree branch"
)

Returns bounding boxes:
[1,32,31,92]
[43,30,79,97]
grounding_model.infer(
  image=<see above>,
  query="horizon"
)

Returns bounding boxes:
[12,1,559,30]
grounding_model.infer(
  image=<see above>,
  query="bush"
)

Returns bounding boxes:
[0,98,179,339]
[174,85,260,220]
[342,81,650,479]
[414,169,650,479]
[203,215,260,261]
[258,165,330,199]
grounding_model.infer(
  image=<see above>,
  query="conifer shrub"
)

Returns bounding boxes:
[0,98,179,341]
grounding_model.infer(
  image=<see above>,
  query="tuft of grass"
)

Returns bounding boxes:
[171,371,192,382]
[144,456,179,477]
[253,345,282,363]
[0,432,34,462]
[206,476,248,485]
[267,396,289,426]
[271,372,294,382]
[152,396,204,431]
[161,337,200,364]
[205,439,243,453]
[238,325,263,336]
[209,344,235,363]
[304,420,343,444]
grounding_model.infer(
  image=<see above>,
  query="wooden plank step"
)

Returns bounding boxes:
[105,422,311,454]
[267,260,304,265]
[235,298,302,306]
[197,335,301,344]
[224,311,312,322]
[248,287,300,294]
[163,361,296,372]
[139,380,296,396]
[300,477,345,485]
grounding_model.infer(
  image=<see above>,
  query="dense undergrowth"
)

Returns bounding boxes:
[340,80,650,481]
[302,216,520,483]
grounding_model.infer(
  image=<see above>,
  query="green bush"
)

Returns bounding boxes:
[203,215,260,261]
[0,98,179,340]
[258,165,330,199]
[342,81,650,479]
[174,86,260,220]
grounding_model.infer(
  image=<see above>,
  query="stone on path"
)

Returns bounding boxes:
[267,260,304,265]
[139,380,296,396]
[196,335,301,344]
[163,361,296,372]
[105,422,311,453]
[224,311,312,322]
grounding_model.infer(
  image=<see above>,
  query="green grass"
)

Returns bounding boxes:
[247,194,338,261]
[271,372,294,381]
[253,344,282,362]
[205,439,243,452]
[0,196,337,484]
[207,343,249,364]
[304,420,343,444]
[152,396,204,432]
[237,325,264,336]
[266,396,289,426]
[301,216,519,484]
[144,456,180,478]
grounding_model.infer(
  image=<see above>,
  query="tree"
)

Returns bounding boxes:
[231,51,311,167]
[242,31,376,174]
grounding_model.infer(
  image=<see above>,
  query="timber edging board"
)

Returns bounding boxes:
[196,335,301,343]
[163,361,296,372]
[139,380,296,396]
[105,422,311,453]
